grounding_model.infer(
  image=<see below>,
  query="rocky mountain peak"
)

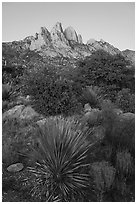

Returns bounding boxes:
[100,39,106,43]
[87,38,96,45]
[3,22,134,62]
[50,22,69,47]
[52,22,63,33]
[64,26,78,42]
[39,27,50,35]
[78,34,83,44]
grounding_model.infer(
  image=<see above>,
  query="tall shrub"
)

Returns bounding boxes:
[21,66,82,116]
[116,88,135,113]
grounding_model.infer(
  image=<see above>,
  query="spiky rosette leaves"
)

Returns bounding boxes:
[28,116,93,201]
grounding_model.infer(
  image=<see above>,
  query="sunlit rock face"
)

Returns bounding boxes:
[29,27,52,50]
[51,22,70,47]
[64,26,78,42]
[78,34,83,44]
[3,22,134,62]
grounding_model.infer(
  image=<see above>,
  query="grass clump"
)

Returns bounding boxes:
[90,161,115,201]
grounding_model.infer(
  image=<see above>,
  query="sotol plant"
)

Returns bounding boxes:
[25,116,94,201]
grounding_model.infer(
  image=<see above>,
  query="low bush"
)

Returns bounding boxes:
[100,100,135,156]
[2,118,36,166]
[21,67,82,116]
[115,88,135,113]
[90,161,116,201]
[80,85,103,108]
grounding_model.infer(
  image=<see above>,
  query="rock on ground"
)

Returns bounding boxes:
[3,105,40,121]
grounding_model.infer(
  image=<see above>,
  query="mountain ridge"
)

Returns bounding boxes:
[2,22,135,63]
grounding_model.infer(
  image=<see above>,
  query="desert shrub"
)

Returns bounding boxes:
[2,118,36,166]
[115,88,135,113]
[116,150,134,178]
[80,85,103,108]
[113,149,135,201]
[100,99,135,157]
[21,67,82,116]
[101,100,118,138]
[90,161,116,201]
[74,50,134,102]
[111,116,135,154]
[24,116,93,201]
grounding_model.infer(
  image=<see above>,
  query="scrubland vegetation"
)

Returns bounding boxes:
[2,50,135,201]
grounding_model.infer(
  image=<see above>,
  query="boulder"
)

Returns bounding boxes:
[87,38,96,45]
[7,163,24,172]
[20,106,40,120]
[84,103,92,113]
[119,112,135,121]
[3,105,24,120]
[64,26,78,42]
[3,105,40,121]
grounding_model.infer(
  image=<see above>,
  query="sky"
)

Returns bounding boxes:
[2,2,135,51]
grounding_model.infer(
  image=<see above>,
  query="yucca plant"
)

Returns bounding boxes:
[81,86,100,108]
[90,161,116,201]
[26,116,94,201]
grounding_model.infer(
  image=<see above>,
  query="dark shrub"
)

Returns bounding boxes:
[21,66,82,116]
[2,118,36,166]
[115,88,135,113]
[101,100,135,156]
[74,50,134,102]
[80,85,102,108]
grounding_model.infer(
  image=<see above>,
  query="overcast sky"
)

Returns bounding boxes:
[2,2,135,51]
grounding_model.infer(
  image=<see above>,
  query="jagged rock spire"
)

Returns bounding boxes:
[50,22,69,47]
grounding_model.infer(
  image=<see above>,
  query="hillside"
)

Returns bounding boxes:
[2,22,135,202]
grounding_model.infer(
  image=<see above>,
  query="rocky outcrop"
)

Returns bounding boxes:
[87,39,121,55]
[51,22,69,47]
[64,26,78,42]
[2,105,40,121]
[2,22,135,62]
[78,34,83,44]
[64,26,83,45]
[29,27,52,50]
[87,38,96,45]
[122,49,135,64]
